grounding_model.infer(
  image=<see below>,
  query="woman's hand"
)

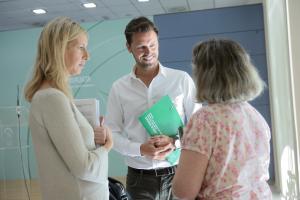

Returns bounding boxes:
[103,125,113,151]
[94,116,113,151]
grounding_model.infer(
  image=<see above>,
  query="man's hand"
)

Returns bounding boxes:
[140,135,175,160]
[150,135,176,148]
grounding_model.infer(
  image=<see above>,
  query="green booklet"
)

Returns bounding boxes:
[139,95,183,164]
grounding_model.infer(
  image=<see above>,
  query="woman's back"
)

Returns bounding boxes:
[182,102,271,199]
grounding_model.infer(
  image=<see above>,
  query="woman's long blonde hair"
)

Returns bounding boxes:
[24,16,87,102]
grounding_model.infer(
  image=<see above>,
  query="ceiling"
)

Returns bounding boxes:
[0,0,261,32]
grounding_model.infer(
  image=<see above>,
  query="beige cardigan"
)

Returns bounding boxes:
[29,88,109,200]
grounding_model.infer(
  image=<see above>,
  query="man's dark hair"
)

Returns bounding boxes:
[124,16,159,45]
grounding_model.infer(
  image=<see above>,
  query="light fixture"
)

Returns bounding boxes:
[32,8,47,14]
[138,0,150,2]
[82,2,96,8]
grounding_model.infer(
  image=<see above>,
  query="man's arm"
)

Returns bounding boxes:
[183,72,201,120]
[105,85,142,156]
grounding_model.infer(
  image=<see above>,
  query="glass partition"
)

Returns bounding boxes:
[0,106,41,200]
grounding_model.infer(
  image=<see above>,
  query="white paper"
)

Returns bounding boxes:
[74,98,100,127]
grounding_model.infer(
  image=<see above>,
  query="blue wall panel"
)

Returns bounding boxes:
[156,4,264,38]
[159,30,266,62]
[154,3,275,183]
[252,54,269,80]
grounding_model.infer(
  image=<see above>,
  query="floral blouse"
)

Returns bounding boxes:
[181,102,272,200]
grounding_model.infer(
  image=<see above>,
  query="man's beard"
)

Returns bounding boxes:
[139,62,153,69]
[135,55,157,69]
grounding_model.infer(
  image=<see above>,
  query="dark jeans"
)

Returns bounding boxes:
[126,167,176,200]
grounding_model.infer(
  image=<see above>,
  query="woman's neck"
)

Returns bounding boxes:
[39,80,52,90]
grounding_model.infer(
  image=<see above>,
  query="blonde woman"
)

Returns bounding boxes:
[172,39,271,199]
[24,17,112,200]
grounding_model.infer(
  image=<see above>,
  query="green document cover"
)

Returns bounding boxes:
[139,95,183,164]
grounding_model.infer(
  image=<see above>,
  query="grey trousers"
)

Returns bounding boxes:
[126,167,175,200]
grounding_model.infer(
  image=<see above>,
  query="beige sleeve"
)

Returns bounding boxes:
[36,91,108,183]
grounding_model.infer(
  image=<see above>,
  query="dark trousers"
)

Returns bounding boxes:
[126,166,176,200]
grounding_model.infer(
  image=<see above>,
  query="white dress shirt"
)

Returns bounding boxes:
[105,64,201,169]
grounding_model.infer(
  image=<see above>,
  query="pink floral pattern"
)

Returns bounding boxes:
[182,102,272,199]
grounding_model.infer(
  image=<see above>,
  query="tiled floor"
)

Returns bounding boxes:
[0,180,41,200]
[1,178,282,200]
[0,177,126,200]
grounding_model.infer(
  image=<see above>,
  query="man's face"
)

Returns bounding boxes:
[127,30,159,69]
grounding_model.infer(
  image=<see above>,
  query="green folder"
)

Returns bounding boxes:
[139,95,183,164]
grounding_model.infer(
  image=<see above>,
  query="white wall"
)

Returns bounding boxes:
[264,0,300,199]
[286,0,300,195]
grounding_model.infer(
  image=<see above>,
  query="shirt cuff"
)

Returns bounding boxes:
[128,142,143,157]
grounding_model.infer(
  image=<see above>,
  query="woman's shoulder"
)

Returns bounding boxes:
[189,105,214,123]
[33,88,65,99]
[32,88,68,105]
[191,104,227,123]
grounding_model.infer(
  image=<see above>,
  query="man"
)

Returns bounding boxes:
[105,16,200,200]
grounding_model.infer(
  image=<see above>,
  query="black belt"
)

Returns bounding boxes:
[128,166,176,177]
